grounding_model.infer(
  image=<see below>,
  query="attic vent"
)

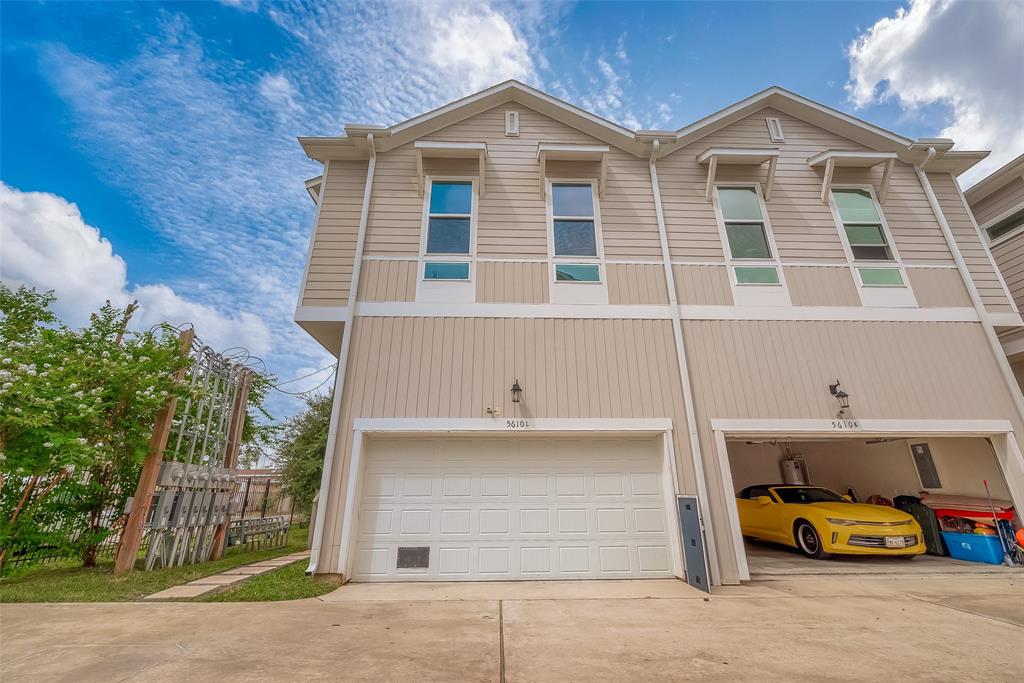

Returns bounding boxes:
[505,111,520,137]
[766,117,785,143]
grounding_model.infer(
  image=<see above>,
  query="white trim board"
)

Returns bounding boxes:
[353,417,674,433]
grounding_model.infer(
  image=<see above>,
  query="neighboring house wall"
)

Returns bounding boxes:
[975,175,1024,311]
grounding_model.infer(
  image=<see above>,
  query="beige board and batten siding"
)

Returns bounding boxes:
[477,261,549,304]
[926,171,1015,313]
[783,266,860,307]
[315,316,694,574]
[682,318,1022,584]
[672,265,733,305]
[971,175,1024,227]
[357,260,417,302]
[606,264,670,305]
[302,160,367,307]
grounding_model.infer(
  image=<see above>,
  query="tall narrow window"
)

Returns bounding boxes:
[717,186,779,284]
[552,183,600,282]
[832,188,903,287]
[424,181,472,280]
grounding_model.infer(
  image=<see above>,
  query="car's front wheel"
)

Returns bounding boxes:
[794,521,831,559]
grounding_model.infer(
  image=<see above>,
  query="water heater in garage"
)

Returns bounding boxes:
[781,457,808,485]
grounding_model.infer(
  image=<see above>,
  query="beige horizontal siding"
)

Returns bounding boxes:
[364,146,423,256]
[991,233,1024,311]
[784,266,860,306]
[906,268,972,308]
[318,316,693,574]
[971,175,1024,227]
[302,160,367,306]
[673,264,733,305]
[683,318,1019,584]
[477,261,549,303]
[357,260,417,302]
[606,263,670,304]
[927,172,1014,312]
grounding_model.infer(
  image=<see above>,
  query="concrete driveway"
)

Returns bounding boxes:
[2,576,1022,682]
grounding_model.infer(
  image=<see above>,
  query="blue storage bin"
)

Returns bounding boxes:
[940,531,1004,565]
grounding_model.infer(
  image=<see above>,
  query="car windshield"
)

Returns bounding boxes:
[772,487,848,504]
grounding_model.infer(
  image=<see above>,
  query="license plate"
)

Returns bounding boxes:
[885,536,906,549]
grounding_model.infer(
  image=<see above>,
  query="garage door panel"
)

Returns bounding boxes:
[352,437,675,581]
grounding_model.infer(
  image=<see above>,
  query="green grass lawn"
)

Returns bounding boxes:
[0,525,309,603]
[203,558,340,602]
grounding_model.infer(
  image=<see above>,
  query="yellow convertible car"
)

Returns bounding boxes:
[736,485,926,559]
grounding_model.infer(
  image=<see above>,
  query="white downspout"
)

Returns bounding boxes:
[648,139,722,585]
[914,152,1024,478]
[307,134,377,574]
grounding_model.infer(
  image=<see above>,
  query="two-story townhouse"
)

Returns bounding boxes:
[294,82,1024,588]
[965,154,1024,389]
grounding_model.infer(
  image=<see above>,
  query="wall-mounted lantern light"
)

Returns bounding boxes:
[511,379,523,403]
[829,380,850,416]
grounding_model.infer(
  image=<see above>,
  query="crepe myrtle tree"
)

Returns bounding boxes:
[0,285,193,566]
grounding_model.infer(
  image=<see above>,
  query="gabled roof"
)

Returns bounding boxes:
[298,80,987,175]
[965,154,1024,204]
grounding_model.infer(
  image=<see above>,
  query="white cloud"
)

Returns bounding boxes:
[427,5,536,91]
[615,33,629,63]
[0,182,271,355]
[258,73,303,114]
[846,0,1024,185]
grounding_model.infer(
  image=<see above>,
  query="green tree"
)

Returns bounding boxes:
[273,393,331,516]
[0,285,190,566]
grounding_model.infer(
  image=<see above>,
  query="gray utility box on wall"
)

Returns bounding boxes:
[676,495,710,593]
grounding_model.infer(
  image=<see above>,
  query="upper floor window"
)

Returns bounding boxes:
[551,183,600,283]
[424,180,472,281]
[717,186,781,286]
[832,189,892,261]
[986,207,1024,243]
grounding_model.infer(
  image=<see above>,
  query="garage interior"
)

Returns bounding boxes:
[726,436,1023,578]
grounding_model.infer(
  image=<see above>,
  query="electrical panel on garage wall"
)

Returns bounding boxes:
[911,443,942,489]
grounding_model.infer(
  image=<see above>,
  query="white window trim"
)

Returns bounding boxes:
[711,183,791,305]
[417,176,478,302]
[827,184,918,307]
[546,178,609,292]
[981,202,1024,247]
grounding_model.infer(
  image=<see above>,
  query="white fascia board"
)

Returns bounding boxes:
[294,305,348,322]
[964,153,1024,202]
[536,142,610,160]
[711,418,1013,437]
[414,140,488,157]
[808,150,898,167]
[697,148,780,165]
[353,417,674,433]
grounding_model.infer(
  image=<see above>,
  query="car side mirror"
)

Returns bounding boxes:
[755,496,773,505]
[842,495,853,502]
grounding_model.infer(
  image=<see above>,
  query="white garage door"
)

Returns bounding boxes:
[351,436,676,581]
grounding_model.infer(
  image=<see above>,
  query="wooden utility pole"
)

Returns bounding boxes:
[113,328,195,574]
[209,370,252,560]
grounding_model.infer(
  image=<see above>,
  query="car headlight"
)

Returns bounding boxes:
[826,518,859,526]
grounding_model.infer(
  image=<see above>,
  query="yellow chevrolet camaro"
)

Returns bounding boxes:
[736,485,926,559]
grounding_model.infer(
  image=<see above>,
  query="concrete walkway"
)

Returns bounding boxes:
[144,551,310,600]
[3,574,1021,681]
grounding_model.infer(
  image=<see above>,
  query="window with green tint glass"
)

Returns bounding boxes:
[555,263,600,282]
[986,208,1024,241]
[832,189,893,261]
[858,267,904,286]
[424,262,470,280]
[734,266,780,284]
[427,181,472,254]
[717,187,772,260]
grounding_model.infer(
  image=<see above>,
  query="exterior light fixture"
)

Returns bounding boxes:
[829,380,850,415]
[510,379,523,403]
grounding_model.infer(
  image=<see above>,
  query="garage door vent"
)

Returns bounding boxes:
[397,546,430,568]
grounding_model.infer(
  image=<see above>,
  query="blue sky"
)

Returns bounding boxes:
[2,0,1022,420]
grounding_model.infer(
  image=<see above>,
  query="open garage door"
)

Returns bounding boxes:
[723,433,1022,579]
[351,435,679,581]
